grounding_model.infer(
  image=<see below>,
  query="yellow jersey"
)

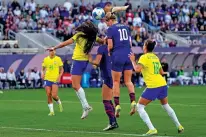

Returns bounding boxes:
[138,53,167,88]
[42,56,63,82]
[72,32,99,61]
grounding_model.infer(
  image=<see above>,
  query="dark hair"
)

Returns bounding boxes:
[75,21,98,54]
[145,39,156,52]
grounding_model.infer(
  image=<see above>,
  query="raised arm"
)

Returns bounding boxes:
[53,38,74,50]
[112,5,129,13]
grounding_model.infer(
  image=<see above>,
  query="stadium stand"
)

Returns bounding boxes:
[0,0,206,89]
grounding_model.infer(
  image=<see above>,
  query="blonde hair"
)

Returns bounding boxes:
[105,12,117,21]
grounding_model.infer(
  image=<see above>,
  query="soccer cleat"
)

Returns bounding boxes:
[178,125,184,133]
[48,112,55,116]
[130,101,136,116]
[58,104,63,112]
[144,129,158,136]
[103,122,119,131]
[81,106,93,119]
[115,105,121,118]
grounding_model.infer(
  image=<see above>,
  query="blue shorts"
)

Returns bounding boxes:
[44,80,58,87]
[141,86,168,101]
[71,60,88,75]
[111,55,133,72]
[103,77,113,89]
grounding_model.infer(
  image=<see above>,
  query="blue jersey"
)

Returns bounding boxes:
[97,45,112,78]
[107,23,131,56]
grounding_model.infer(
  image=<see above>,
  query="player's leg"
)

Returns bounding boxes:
[123,69,136,116]
[137,89,157,135]
[44,81,54,116]
[102,78,118,131]
[51,84,63,112]
[112,70,121,118]
[111,55,124,118]
[71,60,92,119]
[158,86,184,133]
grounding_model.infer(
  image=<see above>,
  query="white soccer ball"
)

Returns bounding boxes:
[92,7,105,20]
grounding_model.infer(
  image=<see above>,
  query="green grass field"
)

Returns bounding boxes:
[0,86,205,137]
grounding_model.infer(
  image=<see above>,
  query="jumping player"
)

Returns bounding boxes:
[105,13,136,118]
[89,45,118,131]
[42,48,64,116]
[97,1,129,14]
[129,39,184,135]
[49,21,104,119]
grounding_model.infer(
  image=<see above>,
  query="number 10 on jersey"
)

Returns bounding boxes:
[118,29,128,41]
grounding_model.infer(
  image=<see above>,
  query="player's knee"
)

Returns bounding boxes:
[124,81,132,87]
[113,80,120,86]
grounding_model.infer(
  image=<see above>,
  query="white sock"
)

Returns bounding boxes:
[162,104,181,127]
[56,99,61,105]
[76,87,89,110]
[48,104,54,113]
[137,104,155,130]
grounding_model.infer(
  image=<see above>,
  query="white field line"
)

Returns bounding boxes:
[0,100,205,107]
[0,126,175,137]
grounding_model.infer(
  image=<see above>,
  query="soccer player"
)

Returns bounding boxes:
[105,13,136,118]
[42,48,64,116]
[89,45,118,131]
[48,21,103,119]
[129,39,184,135]
[97,2,129,14]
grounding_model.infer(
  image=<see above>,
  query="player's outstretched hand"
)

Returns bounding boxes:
[128,52,135,62]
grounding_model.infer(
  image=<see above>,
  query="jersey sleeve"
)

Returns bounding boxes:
[58,57,63,67]
[138,55,147,67]
[72,33,78,42]
[97,46,105,55]
[107,27,113,39]
[72,32,83,42]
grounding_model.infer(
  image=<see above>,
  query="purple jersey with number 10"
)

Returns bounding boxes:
[107,23,133,72]
[107,23,131,55]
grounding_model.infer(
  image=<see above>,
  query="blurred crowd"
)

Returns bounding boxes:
[0,0,205,48]
[1,58,206,90]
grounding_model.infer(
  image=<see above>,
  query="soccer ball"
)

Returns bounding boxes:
[92,7,105,20]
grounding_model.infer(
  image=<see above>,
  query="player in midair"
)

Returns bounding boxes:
[105,13,137,118]
[89,45,118,131]
[129,39,184,135]
[96,1,129,14]
[48,21,104,119]
[42,48,64,116]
